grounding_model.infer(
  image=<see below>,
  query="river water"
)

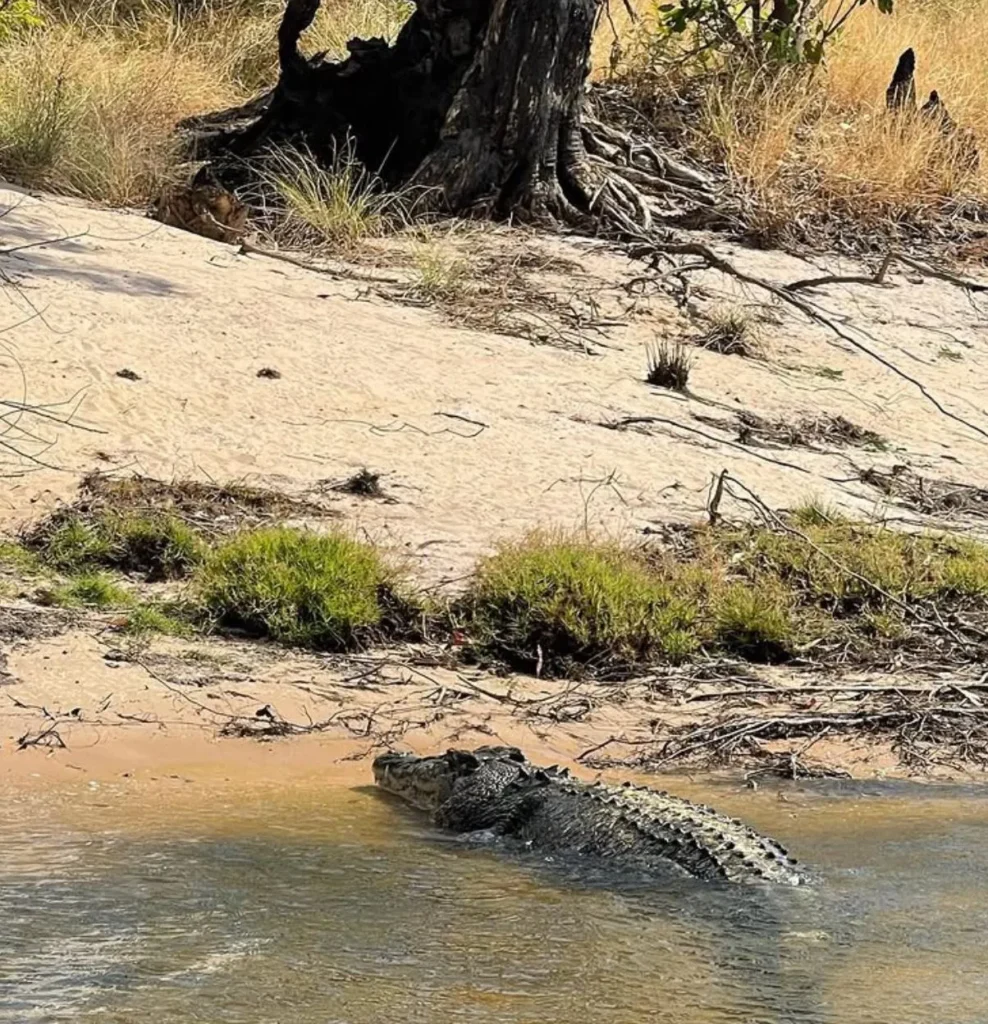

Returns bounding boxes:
[1,775,986,1023]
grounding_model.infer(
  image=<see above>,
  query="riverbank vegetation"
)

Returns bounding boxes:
[6,477,988,678]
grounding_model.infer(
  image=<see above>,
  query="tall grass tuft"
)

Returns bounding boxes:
[259,143,409,251]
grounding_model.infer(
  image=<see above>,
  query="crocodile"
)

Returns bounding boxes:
[373,745,805,886]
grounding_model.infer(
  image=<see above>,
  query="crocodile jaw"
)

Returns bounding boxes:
[373,751,451,811]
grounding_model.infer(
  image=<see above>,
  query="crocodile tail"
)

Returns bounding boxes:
[581,781,802,884]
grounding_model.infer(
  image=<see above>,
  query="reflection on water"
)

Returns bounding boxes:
[1,778,987,1023]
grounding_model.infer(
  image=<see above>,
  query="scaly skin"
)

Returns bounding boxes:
[373,746,805,886]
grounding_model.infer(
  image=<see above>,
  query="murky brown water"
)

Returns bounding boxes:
[1,775,987,1023]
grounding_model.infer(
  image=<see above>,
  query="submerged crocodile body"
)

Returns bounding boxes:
[374,746,805,886]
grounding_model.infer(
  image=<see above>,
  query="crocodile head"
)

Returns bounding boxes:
[373,745,527,811]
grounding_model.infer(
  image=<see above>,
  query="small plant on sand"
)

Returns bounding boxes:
[790,497,845,528]
[49,571,131,609]
[260,142,406,251]
[413,242,468,302]
[645,341,693,391]
[122,602,192,637]
[29,510,205,580]
[467,533,699,674]
[699,306,761,358]
[195,527,402,648]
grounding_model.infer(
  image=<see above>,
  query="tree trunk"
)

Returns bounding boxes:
[187,0,715,230]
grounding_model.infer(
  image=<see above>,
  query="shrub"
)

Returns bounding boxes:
[467,533,699,673]
[195,527,398,648]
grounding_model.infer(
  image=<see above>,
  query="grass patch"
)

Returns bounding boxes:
[48,571,132,609]
[413,241,469,301]
[711,582,793,663]
[724,520,988,612]
[0,0,414,205]
[645,341,693,391]
[466,533,701,674]
[259,143,408,251]
[0,24,230,203]
[27,509,206,579]
[0,540,43,575]
[465,518,988,675]
[23,473,335,580]
[122,602,193,637]
[195,527,403,648]
[699,306,762,357]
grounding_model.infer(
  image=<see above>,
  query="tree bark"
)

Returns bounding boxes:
[187,0,715,230]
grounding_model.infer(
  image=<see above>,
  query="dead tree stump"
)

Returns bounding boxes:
[183,0,714,232]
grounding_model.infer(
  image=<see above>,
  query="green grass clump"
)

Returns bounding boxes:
[465,519,988,675]
[30,510,206,579]
[195,527,397,648]
[260,143,407,251]
[467,534,699,673]
[50,572,132,609]
[735,521,988,611]
[0,540,42,575]
[122,603,192,637]
[712,582,794,662]
[106,512,206,579]
[37,518,113,572]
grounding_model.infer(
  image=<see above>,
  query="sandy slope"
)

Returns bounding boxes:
[1,186,986,785]
[3,187,987,580]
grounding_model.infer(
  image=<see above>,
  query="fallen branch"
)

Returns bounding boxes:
[631,239,988,442]
[685,681,988,700]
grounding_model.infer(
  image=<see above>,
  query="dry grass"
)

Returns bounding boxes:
[611,0,988,244]
[258,143,409,251]
[0,0,411,204]
[0,23,228,202]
